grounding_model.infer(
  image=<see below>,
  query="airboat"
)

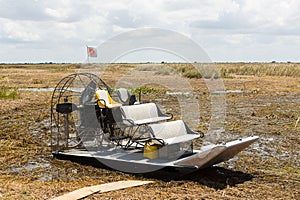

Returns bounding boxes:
[50,73,258,173]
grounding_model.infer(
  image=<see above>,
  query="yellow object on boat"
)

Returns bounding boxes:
[143,142,158,159]
[95,90,121,108]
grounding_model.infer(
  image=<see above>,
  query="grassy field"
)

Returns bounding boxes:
[0,63,299,199]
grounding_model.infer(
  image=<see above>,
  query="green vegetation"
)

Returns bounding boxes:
[32,79,44,84]
[132,86,164,94]
[0,85,18,99]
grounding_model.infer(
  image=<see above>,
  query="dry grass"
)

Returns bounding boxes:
[0,63,299,199]
[218,62,300,78]
[164,62,300,79]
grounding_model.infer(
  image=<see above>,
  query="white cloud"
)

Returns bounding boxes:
[0,19,41,42]
[224,34,252,45]
[0,0,300,62]
[0,0,49,21]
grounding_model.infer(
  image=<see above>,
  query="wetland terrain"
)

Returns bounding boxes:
[0,63,299,199]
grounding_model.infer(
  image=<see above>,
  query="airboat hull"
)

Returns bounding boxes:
[53,136,258,173]
[175,136,259,169]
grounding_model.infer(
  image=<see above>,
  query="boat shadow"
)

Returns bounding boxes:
[54,154,253,190]
[141,166,254,190]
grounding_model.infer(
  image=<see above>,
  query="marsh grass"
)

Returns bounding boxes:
[137,64,176,76]
[218,63,300,78]
[49,64,80,73]
[166,63,222,79]
[107,64,136,72]
[0,63,80,70]
[136,63,217,78]
[167,63,300,79]
[2,62,299,80]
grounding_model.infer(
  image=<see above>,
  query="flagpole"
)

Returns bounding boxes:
[86,45,89,63]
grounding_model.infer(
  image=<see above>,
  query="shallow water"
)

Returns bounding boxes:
[11,160,51,173]
[18,88,55,92]
[18,87,85,92]
[211,89,243,94]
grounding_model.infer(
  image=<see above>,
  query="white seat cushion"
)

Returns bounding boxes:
[149,120,200,145]
[121,103,171,125]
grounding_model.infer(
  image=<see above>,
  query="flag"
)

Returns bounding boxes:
[87,46,97,57]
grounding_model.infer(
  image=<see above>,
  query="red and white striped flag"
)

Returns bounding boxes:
[87,46,97,57]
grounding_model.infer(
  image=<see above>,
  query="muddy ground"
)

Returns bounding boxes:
[0,63,299,199]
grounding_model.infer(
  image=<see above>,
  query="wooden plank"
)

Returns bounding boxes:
[51,180,154,200]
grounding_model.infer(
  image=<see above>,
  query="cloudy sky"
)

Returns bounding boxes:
[0,0,299,63]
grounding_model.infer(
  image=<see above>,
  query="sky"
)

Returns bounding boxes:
[0,0,300,63]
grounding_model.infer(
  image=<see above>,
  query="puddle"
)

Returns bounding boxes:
[19,88,55,92]
[18,87,85,92]
[211,90,243,94]
[29,119,51,141]
[6,158,78,181]
[216,133,298,170]
[243,136,296,161]
[11,161,51,173]
[166,91,192,96]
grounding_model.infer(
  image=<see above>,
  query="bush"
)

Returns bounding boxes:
[0,85,19,99]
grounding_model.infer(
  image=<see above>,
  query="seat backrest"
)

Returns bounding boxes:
[117,88,131,105]
[121,103,160,121]
[149,120,188,139]
[95,89,120,108]
[95,90,109,106]
[117,88,137,105]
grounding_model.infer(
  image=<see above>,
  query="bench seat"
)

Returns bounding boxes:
[120,103,171,125]
[149,120,201,145]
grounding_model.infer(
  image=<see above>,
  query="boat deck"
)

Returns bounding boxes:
[53,136,259,173]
